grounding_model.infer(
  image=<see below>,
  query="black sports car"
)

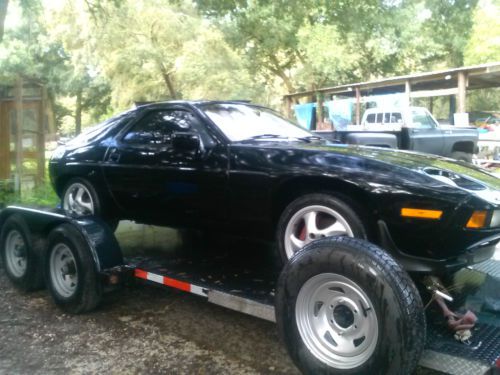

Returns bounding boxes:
[49,101,500,271]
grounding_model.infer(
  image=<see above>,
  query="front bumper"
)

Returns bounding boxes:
[378,220,499,274]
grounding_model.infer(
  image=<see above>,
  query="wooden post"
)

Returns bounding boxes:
[37,86,47,184]
[457,72,467,113]
[316,92,323,131]
[283,96,293,119]
[14,77,23,193]
[405,80,411,107]
[355,87,361,125]
[429,97,434,114]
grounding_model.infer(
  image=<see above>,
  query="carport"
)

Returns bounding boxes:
[283,62,500,128]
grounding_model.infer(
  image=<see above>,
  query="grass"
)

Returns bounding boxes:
[0,179,59,208]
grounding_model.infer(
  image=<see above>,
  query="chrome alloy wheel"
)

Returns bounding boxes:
[63,183,94,216]
[49,243,78,298]
[295,273,378,369]
[4,230,27,277]
[284,205,354,259]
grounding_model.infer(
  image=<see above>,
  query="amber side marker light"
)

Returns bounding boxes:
[466,210,488,229]
[400,208,443,220]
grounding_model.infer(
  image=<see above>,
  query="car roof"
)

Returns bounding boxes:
[134,100,253,110]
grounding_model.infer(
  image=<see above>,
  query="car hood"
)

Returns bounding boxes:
[260,141,500,194]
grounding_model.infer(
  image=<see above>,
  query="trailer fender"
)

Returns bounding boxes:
[0,206,124,272]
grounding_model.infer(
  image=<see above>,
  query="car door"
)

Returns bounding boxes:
[102,107,228,225]
[407,108,445,156]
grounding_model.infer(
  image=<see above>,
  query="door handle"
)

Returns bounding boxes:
[108,148,121,163]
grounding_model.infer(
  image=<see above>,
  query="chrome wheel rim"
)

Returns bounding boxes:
[4,230,27,278]
[63,183,94,216]
[49,243,78,298]
[284,205,354,259]
[295,273,378,369]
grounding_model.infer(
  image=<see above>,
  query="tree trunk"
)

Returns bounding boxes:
[0,0,8,42]
[157,63,177,99]
[75,90,82,135]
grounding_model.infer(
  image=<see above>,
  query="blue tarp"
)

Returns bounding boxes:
[294,103,315,129]
[324,100,353,130]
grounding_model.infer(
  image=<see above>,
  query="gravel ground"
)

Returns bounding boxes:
[0,222,443,374]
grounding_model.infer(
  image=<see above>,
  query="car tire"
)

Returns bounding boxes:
[45,223,102,314]
[275,236,426,375]
[62,177,119,231]
[276,193,367,264]
[451,151,473,163]
[0,214,44,292]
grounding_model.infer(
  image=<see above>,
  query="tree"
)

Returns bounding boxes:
[464,0,500,65]
[0,0,8,42]
[421,0,479,67]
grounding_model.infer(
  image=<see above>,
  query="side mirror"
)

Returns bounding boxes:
[171,132,201,153]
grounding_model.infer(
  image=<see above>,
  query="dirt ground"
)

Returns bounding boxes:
[0,222,443,374]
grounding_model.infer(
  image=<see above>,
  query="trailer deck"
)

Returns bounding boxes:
[114,222,500,375]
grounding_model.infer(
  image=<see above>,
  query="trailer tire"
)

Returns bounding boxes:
[45,223,102,314]
[0,214,44,292]
[275,236,425,375]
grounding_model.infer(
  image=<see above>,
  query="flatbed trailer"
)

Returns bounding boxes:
[1,206,500,374]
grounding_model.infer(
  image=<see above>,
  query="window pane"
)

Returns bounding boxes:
[376,113,383,123]
[366,114,375,123]
[391,113,402,123]
[411,109,433,128]
[124,110,190,144]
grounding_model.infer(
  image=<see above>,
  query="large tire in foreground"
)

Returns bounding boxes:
[45,223,102,314]
[276,236,425,375]
[276,193,367,264]
[0,214,44,291]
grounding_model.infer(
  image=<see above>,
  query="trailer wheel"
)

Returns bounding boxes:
[45,223,102,314]
[276,236,425,375]
[0,214,44,291]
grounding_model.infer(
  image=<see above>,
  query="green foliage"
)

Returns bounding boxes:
[0,179,58,207]
[0,0,498,129]
[422,0,479,67]
[464,0,500,64]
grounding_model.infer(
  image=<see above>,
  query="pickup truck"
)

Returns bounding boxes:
[314,106,479,162]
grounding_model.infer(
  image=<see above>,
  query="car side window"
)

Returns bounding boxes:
[384,113,390,123]
[411,110,434,128]
[391,112,402,124]
[376,113,383,123]
[366,114,375,123]
[123,110,214,146]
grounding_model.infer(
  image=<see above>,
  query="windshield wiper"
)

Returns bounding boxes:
[296,135,324,143]
[240,134,290,141]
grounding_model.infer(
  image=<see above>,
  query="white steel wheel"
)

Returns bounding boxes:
[4,230,27,278]
[49,243,79,298]
[295,273,378,370]
[284,205,354,259]
[63,183,95,216]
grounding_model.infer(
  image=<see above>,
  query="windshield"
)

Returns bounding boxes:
[201,103,312,142]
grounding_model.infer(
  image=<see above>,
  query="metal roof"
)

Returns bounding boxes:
[284,62,500,99]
